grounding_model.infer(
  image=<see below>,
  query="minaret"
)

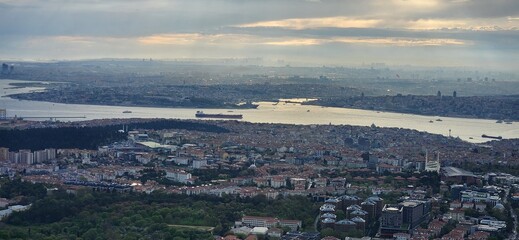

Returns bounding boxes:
[425,150,428,165]
[424,150,429,172]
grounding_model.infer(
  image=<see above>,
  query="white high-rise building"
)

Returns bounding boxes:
[34,150,48,163]
[46,148,57,160]
[424,150,441,173]
[0,148,8,161]
[192,159,207,169]
[18,150,33,165]
[8,152,19,163]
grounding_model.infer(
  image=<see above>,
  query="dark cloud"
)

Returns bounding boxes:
[0,3,11,9]
[0,0,377,37]
[0,0,516,69]
[439,0,519,19]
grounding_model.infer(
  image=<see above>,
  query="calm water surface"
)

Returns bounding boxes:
[1,79,517,143]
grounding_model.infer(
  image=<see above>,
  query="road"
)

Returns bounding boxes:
[505,188,518,240]
[314,213,321,232]
[509,209,518,240]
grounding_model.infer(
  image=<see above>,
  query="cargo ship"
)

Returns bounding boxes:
[195,111,242,119]
[482,134,503,140]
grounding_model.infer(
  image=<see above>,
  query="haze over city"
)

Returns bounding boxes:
[1,1,519,240]
[0,0,518,70]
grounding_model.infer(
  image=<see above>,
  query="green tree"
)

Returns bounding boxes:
[321,227,334,237]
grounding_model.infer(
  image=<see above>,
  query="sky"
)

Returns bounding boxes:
[0,0,518,70]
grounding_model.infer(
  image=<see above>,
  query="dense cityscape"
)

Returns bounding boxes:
[1,60,518,240]
[1,0,519,239]
[0,114,518,239]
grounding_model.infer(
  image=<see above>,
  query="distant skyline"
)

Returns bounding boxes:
[0,0,518,70]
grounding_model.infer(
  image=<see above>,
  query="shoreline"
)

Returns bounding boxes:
[4,79,517,122]
[7,91,517,123]
[2,79,518,143]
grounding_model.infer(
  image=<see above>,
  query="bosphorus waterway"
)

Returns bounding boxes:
[1,79,518,143]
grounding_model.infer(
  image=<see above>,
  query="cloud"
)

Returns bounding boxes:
[443,0,519,19]
[263,38,322,46]
[0,2,12,9]
[0,0,517,70]
[405,19,469,30]
[237,17,381,30]
[237,16,517,31]
[262,37,467,47]
[24,33,470,49]
[138,34,204,45]
[137,33,261,46]
[136,32,471,47]
[332,37,466,46]
[51,36,96,44]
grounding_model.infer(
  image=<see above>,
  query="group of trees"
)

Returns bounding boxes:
[0,179,319,240]
[0,178,47,204]
[0,125,126,151]
[0,119,228,151]
[320,227,363,239]
[127,119,229,134]
[461,162,519,178]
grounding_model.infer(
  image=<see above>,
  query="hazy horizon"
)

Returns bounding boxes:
[1,0,518,71]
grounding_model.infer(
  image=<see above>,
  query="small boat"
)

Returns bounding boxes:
[307,110,310,112]
[122,110,132,114]
[496,120,503,123]
[435,119,442,121]
[429,120,434,123]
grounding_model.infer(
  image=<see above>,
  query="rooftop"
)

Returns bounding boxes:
[442,167,477,178]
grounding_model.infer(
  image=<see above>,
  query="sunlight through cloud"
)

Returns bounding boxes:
[237,17,381,30]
